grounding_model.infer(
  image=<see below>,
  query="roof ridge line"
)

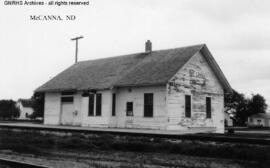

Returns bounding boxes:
[77,44,206,63]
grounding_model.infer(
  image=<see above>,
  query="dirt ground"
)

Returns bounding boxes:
[0,149,260,168]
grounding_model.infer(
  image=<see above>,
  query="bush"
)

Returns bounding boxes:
[0,100,20,119]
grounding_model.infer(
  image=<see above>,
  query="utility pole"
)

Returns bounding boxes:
[71,36,84,63]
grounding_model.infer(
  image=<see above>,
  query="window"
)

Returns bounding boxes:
[61,91,74,103]
[61,97,74,103]
[88,93,102,116]
[185,95,191,118]
[96,93,102,116]
[144,93,153,117]
[126,102,133,116]
[206,97,211,118]
[112,93,116,116]
[88,94,94,116]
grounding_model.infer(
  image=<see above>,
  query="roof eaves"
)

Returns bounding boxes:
[35,88,77,93]
[36,87,114,93]
[114,82,166,88]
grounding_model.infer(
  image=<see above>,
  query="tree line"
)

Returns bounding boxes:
[0,100,20,119]
[0,93,44,120]
[225,90,268,126]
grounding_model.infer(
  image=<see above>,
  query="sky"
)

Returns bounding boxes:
[0,0,270,111]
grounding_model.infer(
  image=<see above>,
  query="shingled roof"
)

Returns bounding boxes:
[35,44,232,93]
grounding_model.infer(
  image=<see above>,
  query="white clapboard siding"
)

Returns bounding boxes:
[166,52,225,133]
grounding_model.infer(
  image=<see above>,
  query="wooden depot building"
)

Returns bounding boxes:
[35,41,232,133]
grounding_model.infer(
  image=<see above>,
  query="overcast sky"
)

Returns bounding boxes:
[0,0,270,111]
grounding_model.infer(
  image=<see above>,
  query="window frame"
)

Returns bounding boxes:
[206,97,211,118]
[61,91,74,103]
[185,95,191,118]
[144,93,154,117]
[96,93,102,116]
[126,102,133,116]
[112,93,116,116]
[88,94,95,116]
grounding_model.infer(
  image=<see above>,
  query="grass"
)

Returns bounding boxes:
[0,130,270,163]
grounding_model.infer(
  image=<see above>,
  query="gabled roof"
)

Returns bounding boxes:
[35,44,232,93]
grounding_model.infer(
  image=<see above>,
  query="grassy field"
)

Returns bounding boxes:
[0,130,269,168]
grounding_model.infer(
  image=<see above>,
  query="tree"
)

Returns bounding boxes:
[247,94,267,116]
[0,100,20,120]
[30,93,44,119]
[225,90,268,126]
[224,89,249,126]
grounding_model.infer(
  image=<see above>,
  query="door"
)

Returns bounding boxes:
[125,102,133,128]
[61,103,75,125]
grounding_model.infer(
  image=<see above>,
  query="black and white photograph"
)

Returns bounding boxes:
[0,0,270,167]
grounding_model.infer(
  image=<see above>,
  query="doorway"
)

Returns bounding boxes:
[61,102,75,125]
[125,102,133,128]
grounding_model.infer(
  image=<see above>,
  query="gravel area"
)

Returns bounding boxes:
[0,150,255,168]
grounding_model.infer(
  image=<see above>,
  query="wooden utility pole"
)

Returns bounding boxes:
[71,36,84,63]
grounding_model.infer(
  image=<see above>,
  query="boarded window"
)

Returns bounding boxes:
[96,94,102,116]
[185,95,191,118]
[61,97,73,103]
[112,93,116,116]
[126,102,133,116]
[88,94,94,116]
[144,93,153,117]
[206,97,211,118]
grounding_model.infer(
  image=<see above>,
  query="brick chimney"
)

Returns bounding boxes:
[145,40,152,53]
